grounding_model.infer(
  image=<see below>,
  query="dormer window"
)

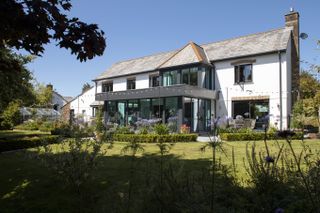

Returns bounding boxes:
[235,64,252,83]
[127,78,136,90]
[102,82,113,92]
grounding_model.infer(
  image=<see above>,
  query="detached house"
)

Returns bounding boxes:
[93,11,300,132]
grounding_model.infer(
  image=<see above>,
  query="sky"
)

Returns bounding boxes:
[26,0,320,97]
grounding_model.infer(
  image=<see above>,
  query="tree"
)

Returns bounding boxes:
[0,48,36,112]
[300,71,320,99]
[82,83,91,93]
[34,83,53,107]
[0,0,106,62]
[292,70,320,129]
[0,100,22,129]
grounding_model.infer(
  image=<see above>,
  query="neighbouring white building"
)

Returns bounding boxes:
[91,11,300,132]
[62,86,103,123]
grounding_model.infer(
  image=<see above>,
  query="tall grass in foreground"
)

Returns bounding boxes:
[23,124,320,212]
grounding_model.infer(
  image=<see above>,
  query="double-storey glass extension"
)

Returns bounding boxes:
[96,64,217,133]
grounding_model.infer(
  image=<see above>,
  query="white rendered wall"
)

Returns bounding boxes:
[214,52,290,129]
[70,87,96,123]
[97,73,151,92]
[136,74,149,89]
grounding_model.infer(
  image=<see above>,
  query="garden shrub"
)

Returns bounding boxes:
[51,121,72,137]
[115,126,134,134]
[154,124,169,135]
[220,132,303,141]
[0,100,22,130]
[0,135,60,152]
[219,127,253,134]
[113,133,197,143]
[38,121,55,132]
[15,120,39,131]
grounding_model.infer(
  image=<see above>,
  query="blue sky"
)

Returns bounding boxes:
[26,0,320,97]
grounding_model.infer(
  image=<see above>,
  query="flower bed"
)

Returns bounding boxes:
[113,133,197,143]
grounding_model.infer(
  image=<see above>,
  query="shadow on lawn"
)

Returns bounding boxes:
[0,148,316,213]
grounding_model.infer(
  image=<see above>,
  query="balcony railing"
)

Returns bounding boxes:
[96,84,217,101]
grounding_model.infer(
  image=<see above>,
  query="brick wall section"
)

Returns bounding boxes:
[60,102,71,122]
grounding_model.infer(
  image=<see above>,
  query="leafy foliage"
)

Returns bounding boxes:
[0,48,35,112]
[0,100,22,130]
[33,83,53,107]
[0,0,106,62]
[154,123,169,135]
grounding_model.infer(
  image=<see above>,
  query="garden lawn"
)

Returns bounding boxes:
[0,129,50,139]
[0,139,319,212]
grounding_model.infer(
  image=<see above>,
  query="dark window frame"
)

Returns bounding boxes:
[149,75,160,87]
[234,64,253,84]
[102,82,113,92]
[127,78,136,90]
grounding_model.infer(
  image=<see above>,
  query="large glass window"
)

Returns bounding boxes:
[117,101,126,125]
[102,82,113,92]
[183,97,192,128]
[182,69,189,84]
[181,67,198,86]
[183,97,211,132]
[127,100,139,125]
[140,99,151,119]
[235,64,252,83]
[106,101,117,123]
[164,97,178,122]
[204,68,213,89]
[190,67,198,86]
[127,78,136,90]
[163,70,178,86]
[151,98,163,119]
[165,97,178,132]
[232,99,269,128]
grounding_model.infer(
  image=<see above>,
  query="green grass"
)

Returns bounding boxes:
[0,139,320,212]
[0,129,50,139]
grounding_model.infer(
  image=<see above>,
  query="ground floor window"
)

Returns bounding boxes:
[105,97,212,132]
[232,99,269,128]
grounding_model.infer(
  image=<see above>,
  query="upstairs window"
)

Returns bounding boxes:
[127,78,136,90]
[235,64,252,83]
[163,70,178,86]
[150,75,160,87]
[182,67,198,86]
[102,82,113,92]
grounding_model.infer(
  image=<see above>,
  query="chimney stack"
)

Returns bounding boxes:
[285,9,299,54]
[46,84,53,91]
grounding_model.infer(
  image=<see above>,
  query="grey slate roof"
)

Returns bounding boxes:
[158,42,210,69]
[202,27,292,61]
[95,27,292,80]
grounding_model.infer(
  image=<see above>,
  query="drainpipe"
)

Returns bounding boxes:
[278,51,283,130]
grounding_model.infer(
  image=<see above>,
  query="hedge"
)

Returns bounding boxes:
[0,135,61,152]
[220,132,304,141]
[113,134,198,143]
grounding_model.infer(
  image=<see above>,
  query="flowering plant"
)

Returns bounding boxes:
[180,124,190,134]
